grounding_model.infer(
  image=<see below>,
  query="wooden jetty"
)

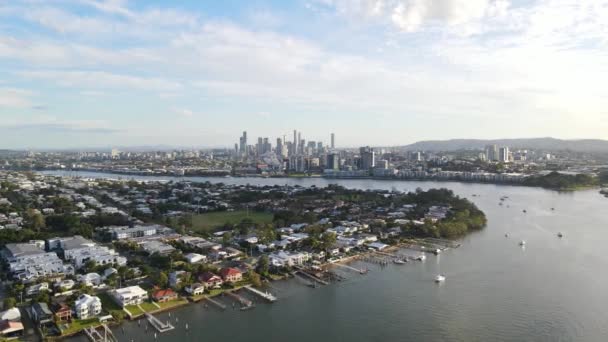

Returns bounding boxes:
[204,296,227,310]
[294,269,330,285]
[144,311,175,333]
[83,324,117,342]
[423,238,461,249]
[243,285,277,302]
[331,263,368,274]
[226,291,254,307]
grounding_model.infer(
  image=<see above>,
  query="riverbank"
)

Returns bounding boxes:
[34,169,602,192]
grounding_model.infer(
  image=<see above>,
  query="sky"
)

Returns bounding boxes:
[1,0,607,150]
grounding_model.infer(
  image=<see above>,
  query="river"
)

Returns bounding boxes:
[44,171,608,342]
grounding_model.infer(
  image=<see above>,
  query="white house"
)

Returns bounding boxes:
[269,251,310,267]
[111,286,148,307]
[184,253,206,264]
[185,283,205,296]
[74,294,102,319]
[78,273,102,287]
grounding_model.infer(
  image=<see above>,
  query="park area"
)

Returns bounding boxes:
[188,210,273,233]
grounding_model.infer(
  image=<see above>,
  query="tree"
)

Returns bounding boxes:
[248,270,262,288]
[257,255,270,275]
[157,272,169,288]
[321,231,337,250]
[222,232,233,246]
[83,260,98,273]
[3,297,16,309]
[26,209,46,232]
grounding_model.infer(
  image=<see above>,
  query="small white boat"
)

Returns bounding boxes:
[393,259,406,265]
[435,275,446,283]
[557,232,563,238]
[519,240,526,246]
[416,254,426,261]
[505,233,509,237]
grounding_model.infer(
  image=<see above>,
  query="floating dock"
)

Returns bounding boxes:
[244,285,277,302]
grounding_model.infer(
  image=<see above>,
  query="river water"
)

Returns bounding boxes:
[46,171,608,342]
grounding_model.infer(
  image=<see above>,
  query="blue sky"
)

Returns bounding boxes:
[1,0,607,149]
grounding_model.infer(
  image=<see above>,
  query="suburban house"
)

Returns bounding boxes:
[0,308,20,322]
[219,267,243,283]
[78,273,102,287]
[0,320,24,339]
[30,302,53,328]
[152,289,178,303]
[26,282,49,297]
[184,253,206,264]
[169,270,190,289]
[111,286,148,307]
[198,272,223,289]
[52,303,72,323]
[269,251,311,267]
[185,283,205,296]
[74,294,102,319]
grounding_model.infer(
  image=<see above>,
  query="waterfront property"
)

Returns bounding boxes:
[74,294,102,320]
[152,289,178,303]
[110,286,148,307]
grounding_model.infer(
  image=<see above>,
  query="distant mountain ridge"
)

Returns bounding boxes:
[402,138,608,153]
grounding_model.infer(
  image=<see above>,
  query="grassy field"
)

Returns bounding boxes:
[97,292,124,318]
[59,318,100,336]
[189,210,273,232]
[125,305,144,317]
[157,298,189,309]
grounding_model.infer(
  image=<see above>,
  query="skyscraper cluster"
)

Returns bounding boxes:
[235,130,336,161]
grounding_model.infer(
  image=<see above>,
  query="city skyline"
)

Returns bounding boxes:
[1,0,607,149]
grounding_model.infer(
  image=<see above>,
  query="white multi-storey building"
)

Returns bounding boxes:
[111,286,148,307]
[74,294,102,319]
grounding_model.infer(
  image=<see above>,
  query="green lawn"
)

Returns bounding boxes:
[189,210,273,232]
[207,288,225,297]
[157,298,189,309]
[98,292,123,313]
[139,302,159,312]
[59,318,100,336]
[125,305,144,317]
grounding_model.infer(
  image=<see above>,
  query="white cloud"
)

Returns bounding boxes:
[315,0,512,34]
[1,0,607,144]
[0,116,120,133]
[0,88,31,108]
[19,70,182,92]
[172,108,194,118]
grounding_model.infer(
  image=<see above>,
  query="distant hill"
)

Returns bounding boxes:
[402,138,608,153]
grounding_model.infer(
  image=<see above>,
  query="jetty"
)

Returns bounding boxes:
[244,285,277,302]
[423,238,460,249]
[293,267,330,285]
[83,324,117,342]
[204,296,227,310]
[331,263,368,274]
[144,311,175,333]
[226,291,254,307]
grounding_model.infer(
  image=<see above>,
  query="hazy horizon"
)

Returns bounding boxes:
[1,0,607,149]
